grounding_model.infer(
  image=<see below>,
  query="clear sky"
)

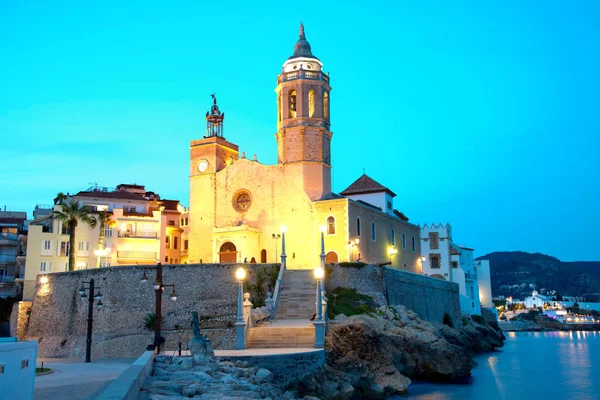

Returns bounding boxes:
[1,1,598,261]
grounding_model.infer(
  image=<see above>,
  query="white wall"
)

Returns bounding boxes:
[0,339,37,400]
[345,192,393,215]
[475,260,493,308]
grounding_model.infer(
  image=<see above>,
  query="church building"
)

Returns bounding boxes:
[187,24,421,270]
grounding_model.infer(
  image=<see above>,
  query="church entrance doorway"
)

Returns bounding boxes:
[325,251,338,264]
[260,249,267,263]
[219,242,237,263]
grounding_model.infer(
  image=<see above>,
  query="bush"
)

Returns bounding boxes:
[243,264,279,307]
[462,316,470,326]
[328,287,377,317]
[471,315,485,324]
[327,262,366,269]
[143,313,164,331]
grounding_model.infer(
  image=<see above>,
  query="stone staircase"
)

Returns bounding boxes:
[275,270,318,320]
[246,269,319,349]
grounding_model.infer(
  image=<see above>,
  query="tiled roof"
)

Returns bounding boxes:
[340,174,396,197]
[74,190,145,201]
[393,210,409,221]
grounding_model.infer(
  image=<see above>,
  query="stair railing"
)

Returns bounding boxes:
[269,262,285,320]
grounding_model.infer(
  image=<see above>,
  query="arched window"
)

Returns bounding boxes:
[412,236,416,252]
[402,233,406,249]
[371,222,376,241]
[327,216,335,235]
[391,229,395,246]
[323,91,329,119]
[356,217,361,237]
[289,89,297,118]
[308,89,315,117]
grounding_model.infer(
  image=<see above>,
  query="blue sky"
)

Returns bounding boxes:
[1,1,598,261]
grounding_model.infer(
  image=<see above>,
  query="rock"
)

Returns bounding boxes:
[182,383,203,397]
[235,360,249,368]
[189,337,214,363]
[251,306,271,323]
[255,368,274,382]
[303,396,321,400]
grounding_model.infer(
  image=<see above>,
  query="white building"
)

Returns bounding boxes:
[24,184,185,300]
[420,223,491,316]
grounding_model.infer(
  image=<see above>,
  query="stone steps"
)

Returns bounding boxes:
[275,270,319,320]
[246,327,314,348]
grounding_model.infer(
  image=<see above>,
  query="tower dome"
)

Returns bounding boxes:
[287,23,319,61]
[282,23,323,73]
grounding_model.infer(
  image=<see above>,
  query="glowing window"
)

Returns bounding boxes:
[289,90,297,118]
[327,216,335,235]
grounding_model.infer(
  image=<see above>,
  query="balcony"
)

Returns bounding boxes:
[0,254,16,263]
[0,275,15,284]
[117,251,157,260]
[277,69,330,84]
[118,230,158,239]
[465,271,478,280]
[0,232,18,244]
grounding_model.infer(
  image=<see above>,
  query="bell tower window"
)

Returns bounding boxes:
[289,89,297,118]
[323,91,329,120]
[309,89,315,118]
[278,92,282,122]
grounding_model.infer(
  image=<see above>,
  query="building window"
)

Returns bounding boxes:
[165,256,168,262]
[323,92,329,120]
[391,229,395,246]
[173,237,178,250]
[278,92,282,121]
[289,89,297,118]
[412,236,416,252]
[185,217,188,225]
[387,201,392,210]
[327,216,335,235]
[184,240,189,251]
[40,262,46,272]
[105,226,112,237]
[44,240,50,250]
[430,254,440,269]
[371,222,376,241]
[402,233,406,250]
[308,89,315,117]
[166,236,170,248]
[59,242,69,257]
[429,232,439,250]
[451,261,458,268]
[356,217,361,237]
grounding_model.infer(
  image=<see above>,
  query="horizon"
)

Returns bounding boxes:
[1,1,598,261]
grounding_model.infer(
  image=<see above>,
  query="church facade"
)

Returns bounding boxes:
[187,25,421,271]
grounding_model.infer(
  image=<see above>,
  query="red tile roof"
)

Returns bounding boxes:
[74,190,145,201]
[340,174,396,197]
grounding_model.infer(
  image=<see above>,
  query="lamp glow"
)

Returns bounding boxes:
[355,238,360,245]
[319,225,326,232]
[280,225,287,233]
[235,267,247,281]
[153,283,161,290]
[170,290,178,301]
[40,276,49,284]
[421,256,426,262]
[314,267,324,279]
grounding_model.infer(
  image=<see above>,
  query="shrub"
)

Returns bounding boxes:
[462,316,470,326]
[143,312,164,331]
[329,287,377,317]
[471,315,485,324]
[327,262,366,269]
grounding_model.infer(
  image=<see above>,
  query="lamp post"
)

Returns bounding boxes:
[348,238,360,261]
[319,225,326,291]
[313,266,325,348]
[78,279,104,363]
[280,226,287,269]
[420,255,426,273]
[141,263,177,354]
[272,233,281,263]
[235,267,247,350]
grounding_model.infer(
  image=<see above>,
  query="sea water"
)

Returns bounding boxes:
[393,331,600,400]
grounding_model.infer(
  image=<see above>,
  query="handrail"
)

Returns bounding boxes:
[270,263,285,320]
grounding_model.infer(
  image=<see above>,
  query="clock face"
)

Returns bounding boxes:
[198,160,208,173]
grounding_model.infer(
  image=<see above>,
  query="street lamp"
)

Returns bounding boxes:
[235,267,247,350]
[314,267,324,321]
[272,233,281,263]
[388,246,398,265]
[319,225,326,292]
[280,226,287,269]
[140,263,177,353]
[78,279,104,363]
[348,238,360,261]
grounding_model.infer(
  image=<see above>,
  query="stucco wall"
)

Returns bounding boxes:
[24,263,277,358]
[385,267,461,326]
[9,301,32,339]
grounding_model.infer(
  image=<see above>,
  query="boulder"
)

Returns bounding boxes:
[256,368,274,383]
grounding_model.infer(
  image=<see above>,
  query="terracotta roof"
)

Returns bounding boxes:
[393,210,409,221]
[74,190,145,201]
[340,174,396,197]
[160,200,180,211]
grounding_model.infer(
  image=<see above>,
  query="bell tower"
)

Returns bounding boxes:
[275,23,332,200]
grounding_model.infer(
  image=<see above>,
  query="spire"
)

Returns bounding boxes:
[299,22,305,39]
[288,22,318,60]
[205,93,225,138]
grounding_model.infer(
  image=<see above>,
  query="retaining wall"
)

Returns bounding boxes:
[326,264,387,306]
[24,263,278,358]
[97,350,155,400]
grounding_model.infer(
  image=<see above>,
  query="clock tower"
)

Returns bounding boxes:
[189,95,239,262]
[275,23,333,200]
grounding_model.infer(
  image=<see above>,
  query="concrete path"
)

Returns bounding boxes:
[34,357,135,400]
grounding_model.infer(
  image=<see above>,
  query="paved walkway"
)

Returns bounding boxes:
[34,357,135,400]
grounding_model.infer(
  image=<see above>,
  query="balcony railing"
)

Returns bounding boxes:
[0,275,15,284]
[117,251,157,260]
[0,232,18,242]
[118,230,158,239]
[0,254,16,263]
[465,271,478,280]
[277,69,330,84]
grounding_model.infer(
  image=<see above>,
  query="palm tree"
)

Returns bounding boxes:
[52,201,97,271]
[54,192,68,205]
[95,211,114,268]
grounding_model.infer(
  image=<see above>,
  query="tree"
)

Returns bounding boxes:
[52,201,97,271]
[95,211,113,267]
[54,192,68,205]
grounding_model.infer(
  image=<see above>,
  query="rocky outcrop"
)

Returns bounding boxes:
[142,355,298,400]
[293,305,505,399]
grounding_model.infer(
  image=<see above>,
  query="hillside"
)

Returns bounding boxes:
[476,251,600,300]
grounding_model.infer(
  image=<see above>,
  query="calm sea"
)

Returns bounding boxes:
[393,331,600,400]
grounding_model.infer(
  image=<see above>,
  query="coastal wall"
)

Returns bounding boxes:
[24,263,278,358]
[9,301,32,339]
[326,265,461,325]
[385,268,461,325]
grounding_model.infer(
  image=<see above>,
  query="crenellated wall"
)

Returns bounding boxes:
[23,263,278,358]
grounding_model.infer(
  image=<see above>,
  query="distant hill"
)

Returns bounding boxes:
[476,251,600,300]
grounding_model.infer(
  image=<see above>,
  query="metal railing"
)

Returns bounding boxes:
[0,275,15,284]
[0,255,16,263]
[117,251,157,260]
[277,69,330,84]
[270,263,285,320]
[117,230,158,239]
[0,233,18,241]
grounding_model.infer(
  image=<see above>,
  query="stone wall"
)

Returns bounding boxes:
[385,267,461,326]
[326,264,387,306]
[218,349,325,388]
[24,263,278,358]
[9,301,32,339]
[326,264,461,325]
